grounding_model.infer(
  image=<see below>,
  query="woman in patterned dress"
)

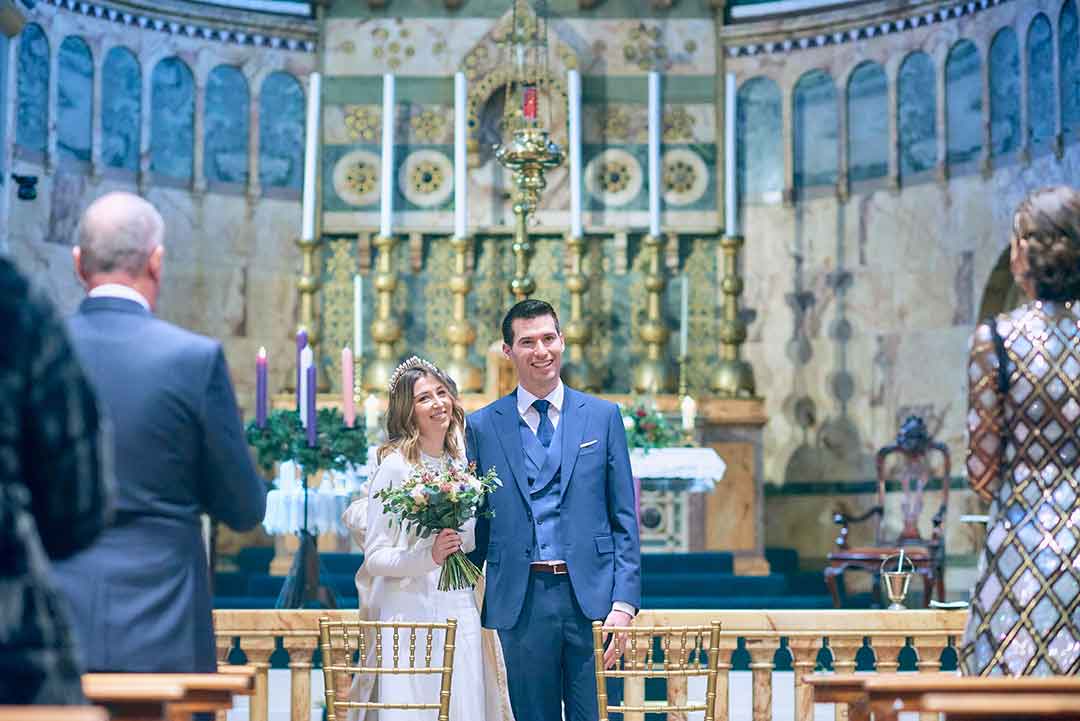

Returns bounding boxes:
[962,186,1080,675]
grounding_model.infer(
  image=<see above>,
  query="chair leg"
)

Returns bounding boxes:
[824,568,842,608]
[936,567,945,602]
[922,573,932,608]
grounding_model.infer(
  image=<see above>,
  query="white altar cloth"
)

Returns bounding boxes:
[629,447,727,492]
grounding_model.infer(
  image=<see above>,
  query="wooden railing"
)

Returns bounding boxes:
[213,609,968,721]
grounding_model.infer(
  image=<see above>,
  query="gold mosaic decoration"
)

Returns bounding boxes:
[321,239,359,391]
[602,108,631,141]
[584,238,615,383]
[599,157,633,194]
[410,160,446,195]
[345,106,380,142]
[410,109,447,143]
[664,158,696,194]
[421,238,456,370]
[623,23,669,72]
[683,237,718,393]
[663,107,696,142]
[344,160,378,196]
[371,25,418,70]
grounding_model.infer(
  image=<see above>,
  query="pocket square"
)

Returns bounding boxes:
[579,440,598,448]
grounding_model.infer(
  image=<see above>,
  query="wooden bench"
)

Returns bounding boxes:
[863,675,1080,720]
[0,708,109,721]
[82,670,254,721]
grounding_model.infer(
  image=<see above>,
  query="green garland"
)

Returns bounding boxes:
[245,408,368,476]
[620,400,682,452]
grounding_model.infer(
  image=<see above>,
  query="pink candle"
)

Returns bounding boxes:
[256,346,268,428]
[295,329,308,412]
[342,346,355,427]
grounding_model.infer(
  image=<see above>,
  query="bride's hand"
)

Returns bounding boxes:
[431,529,463,565]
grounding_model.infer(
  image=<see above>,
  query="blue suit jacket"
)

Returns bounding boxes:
[52,297,267,671]
[467,387,641,629]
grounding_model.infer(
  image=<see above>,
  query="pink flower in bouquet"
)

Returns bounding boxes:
[439,481,453,493]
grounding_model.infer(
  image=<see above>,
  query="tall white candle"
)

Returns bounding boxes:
[301,72,322,242]
[647,71,662,237]
[380,74,396,238]
[681,394,697,432]
[353,274,363,357]
[299,344,314,427]
[364,393,380,432]
[679,273,689,358]
[725,72,738,237]
[568,69,583,238]
[454,72,468,238]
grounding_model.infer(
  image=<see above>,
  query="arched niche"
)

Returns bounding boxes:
[737,76,782,202]
[1028,13,1055,150]
[897,51,936,178]
[990,27,1021,157]
[205,64,249,185]
[16,23,48,152]
[58,35,92,164]
[793,69,838,191]
[151,56,194,181]
[977,246,1025,321]
[946,40,982,165]
[847,61,888,182]
[102,47,140,172]
[1062,0,1080,136]
[259,71,304,190]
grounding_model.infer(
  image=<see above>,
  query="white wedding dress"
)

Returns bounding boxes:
[342,449,513,721]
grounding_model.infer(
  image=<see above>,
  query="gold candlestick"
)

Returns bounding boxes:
[444,234,482,392]
[632,233,675,394]
[711,234,756,397]
[496,128,563,301]
[561,232,597,390]
[364,234,402,392]
[295,234,330,392]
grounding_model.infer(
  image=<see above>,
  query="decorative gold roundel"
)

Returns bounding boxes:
[333,149,382,207]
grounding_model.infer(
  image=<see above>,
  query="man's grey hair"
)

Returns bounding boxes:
[76,192,165,277]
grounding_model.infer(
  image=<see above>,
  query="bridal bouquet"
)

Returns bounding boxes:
[375,461,501,591]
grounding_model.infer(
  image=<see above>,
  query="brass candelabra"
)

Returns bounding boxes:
[561,232,597,390]
[295,234,329,392]
[632,233,675,394]
[711,234,756,397]
[364,234,402,392]
[444,234,483,392]
[495,128,563,301]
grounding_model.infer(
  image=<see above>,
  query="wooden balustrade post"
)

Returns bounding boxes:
[285,637,320,721]
[828,638,863,721]
[746,639,778,721]
[242,640,276,721]
[714,639,737,721]
[789,637,825,721]
[914,635,949,721]
[871,636,905,674]
[215,635,237,721]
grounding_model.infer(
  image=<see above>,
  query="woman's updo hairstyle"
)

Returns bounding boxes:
[1014,186,1080,302]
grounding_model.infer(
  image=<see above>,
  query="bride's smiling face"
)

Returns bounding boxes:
[411,373,452,443]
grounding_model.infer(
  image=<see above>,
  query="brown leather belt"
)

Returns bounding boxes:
[530,562,569,575]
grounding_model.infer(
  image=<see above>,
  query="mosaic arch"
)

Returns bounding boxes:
[846,61,888,182]
[151,56,195,180]
[259,71,304,190]
[898,51,936,178]
[102,47,140,172]
[205,64,249,185]
[736,76,782,201]
[1028,13,1055,149]
[16,23,48,152]
[1062,0,1080,135]
[989,26,1021,157]
[946,39,982,165]
[793,69,838,190]
[58,35,92,164]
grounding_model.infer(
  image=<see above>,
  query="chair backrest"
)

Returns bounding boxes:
[318,616,457,721]
[874,415,952,546]
[592,622,722,721]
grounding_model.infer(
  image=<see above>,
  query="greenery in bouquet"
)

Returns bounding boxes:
[245,408,368,477]
[375,461,501,591]
[620,400,681,452]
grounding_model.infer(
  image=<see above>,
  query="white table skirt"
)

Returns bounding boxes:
[629,447,727,492]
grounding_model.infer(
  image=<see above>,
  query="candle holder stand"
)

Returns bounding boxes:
[561,232,598,391]
[444,234,483,393]
[711,234,756,398]
[364,234,402,392]
[633,233,675,394]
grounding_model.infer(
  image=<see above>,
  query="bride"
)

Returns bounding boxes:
[342,357,513,721]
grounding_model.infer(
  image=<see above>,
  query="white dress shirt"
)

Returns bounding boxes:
[89,283,151,311]
[515,381,635,618]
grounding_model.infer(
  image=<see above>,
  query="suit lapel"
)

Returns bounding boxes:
[492,393,531,504]
[558,387,589,503]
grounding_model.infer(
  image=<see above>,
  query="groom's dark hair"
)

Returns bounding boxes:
[502,299,561,345]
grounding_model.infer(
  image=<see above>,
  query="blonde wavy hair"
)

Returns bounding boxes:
[376,367,466,465]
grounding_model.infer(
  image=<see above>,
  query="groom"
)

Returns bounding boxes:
[467,299,641,721]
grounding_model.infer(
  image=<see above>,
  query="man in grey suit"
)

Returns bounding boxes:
[52,192,267,672]
[467,299,641,721]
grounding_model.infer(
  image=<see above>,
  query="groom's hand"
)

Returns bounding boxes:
[602,608,634,669]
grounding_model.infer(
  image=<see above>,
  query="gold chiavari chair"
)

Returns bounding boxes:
[592,621,723,721]
[318,616,457,721]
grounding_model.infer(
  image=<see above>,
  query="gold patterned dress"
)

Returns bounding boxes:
[962,301,1080,675]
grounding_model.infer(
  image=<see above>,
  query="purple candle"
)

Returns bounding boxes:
[306,363,317,447]
[295,329,308,411]
[256,347,268,428]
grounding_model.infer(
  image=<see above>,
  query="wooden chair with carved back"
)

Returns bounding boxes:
[824,416,950,608]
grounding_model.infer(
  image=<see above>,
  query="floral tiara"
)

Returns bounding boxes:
[387,356,441,394]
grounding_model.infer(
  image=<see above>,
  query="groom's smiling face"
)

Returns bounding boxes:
[504,314,564,396]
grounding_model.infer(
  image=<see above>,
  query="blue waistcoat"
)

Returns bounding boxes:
[518,417,565,561]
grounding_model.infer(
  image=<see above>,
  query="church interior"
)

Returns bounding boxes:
[6,0,1080,715]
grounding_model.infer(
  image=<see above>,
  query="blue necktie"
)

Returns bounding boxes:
[532,399,554,448]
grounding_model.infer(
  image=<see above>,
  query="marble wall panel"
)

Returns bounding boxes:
[205,65,249,185]
[259,71,304,190]
[898,52,937,178]
[793,69,838,190]
[151,57,194,181]
[990,27,1021,157]
[1027,14,1055,149]
[1063,0,1080,135]
[57,36,92,164]
[946,40,983,165]
[737,76,783,202]
[0,34,8,179]
[16,23,48,153]
[847,62,888,182]
[102,47,141,172]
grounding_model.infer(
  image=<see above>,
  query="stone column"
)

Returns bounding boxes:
[90,45,104,180]
[138,56,154,193]
[935,47,948,183]
[1019,29,1031,165]
[45,32,59,172]
[247,74,262,201]
[886,59,900,192]
[980,38,993,177]
[781,80,795,206]
[836,77,849,202]
[1052,12,1065,157]
[193,77,207,194]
